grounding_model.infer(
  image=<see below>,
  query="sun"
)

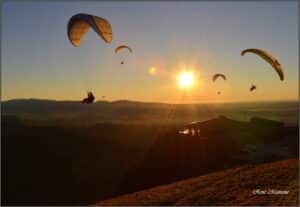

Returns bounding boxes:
[178,71,194,89]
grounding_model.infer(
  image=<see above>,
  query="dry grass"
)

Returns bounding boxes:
[96,158,298,206]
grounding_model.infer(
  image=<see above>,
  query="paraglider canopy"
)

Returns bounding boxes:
[212,73,226,82]
[81,91,95,104]
[212,74,226,96]
[67,13,113,47]
[115,45,133,54]
[241,48,284,81]
[115,45,132,64]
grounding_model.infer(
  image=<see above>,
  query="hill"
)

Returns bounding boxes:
[116,116,298,195]
[96,158,299,206]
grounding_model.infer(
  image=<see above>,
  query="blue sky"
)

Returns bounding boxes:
[2,1,298,103]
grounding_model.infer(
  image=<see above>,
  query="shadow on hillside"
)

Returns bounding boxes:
[117,116,299,196]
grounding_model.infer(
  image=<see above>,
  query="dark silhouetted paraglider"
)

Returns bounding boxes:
[250,84,256,92]
[213,74,226,96]
[81,91,95,104]
[115,45,132,64]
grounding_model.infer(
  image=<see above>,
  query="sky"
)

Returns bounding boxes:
[2,1,298,103]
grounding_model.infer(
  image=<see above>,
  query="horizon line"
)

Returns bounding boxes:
[1,97,298,105]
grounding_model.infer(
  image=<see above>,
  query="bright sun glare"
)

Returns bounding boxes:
[178,72,194,89]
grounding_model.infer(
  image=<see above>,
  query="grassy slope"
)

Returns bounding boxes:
[96,158,299,206]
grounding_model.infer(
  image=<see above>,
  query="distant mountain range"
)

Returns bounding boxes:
[2,99,298,126]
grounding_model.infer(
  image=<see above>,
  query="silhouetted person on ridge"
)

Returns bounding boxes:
[81,91,95,104]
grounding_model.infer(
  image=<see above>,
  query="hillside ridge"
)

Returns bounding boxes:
[96,158,299,206]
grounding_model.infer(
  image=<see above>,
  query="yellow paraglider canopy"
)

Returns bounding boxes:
[241,48,284,81]
[67,13,113,47]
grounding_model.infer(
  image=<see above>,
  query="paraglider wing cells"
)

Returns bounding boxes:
[92,15,113,43]
[68,16,90,47]
[241,48,284,81]
[67,13,112,47]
